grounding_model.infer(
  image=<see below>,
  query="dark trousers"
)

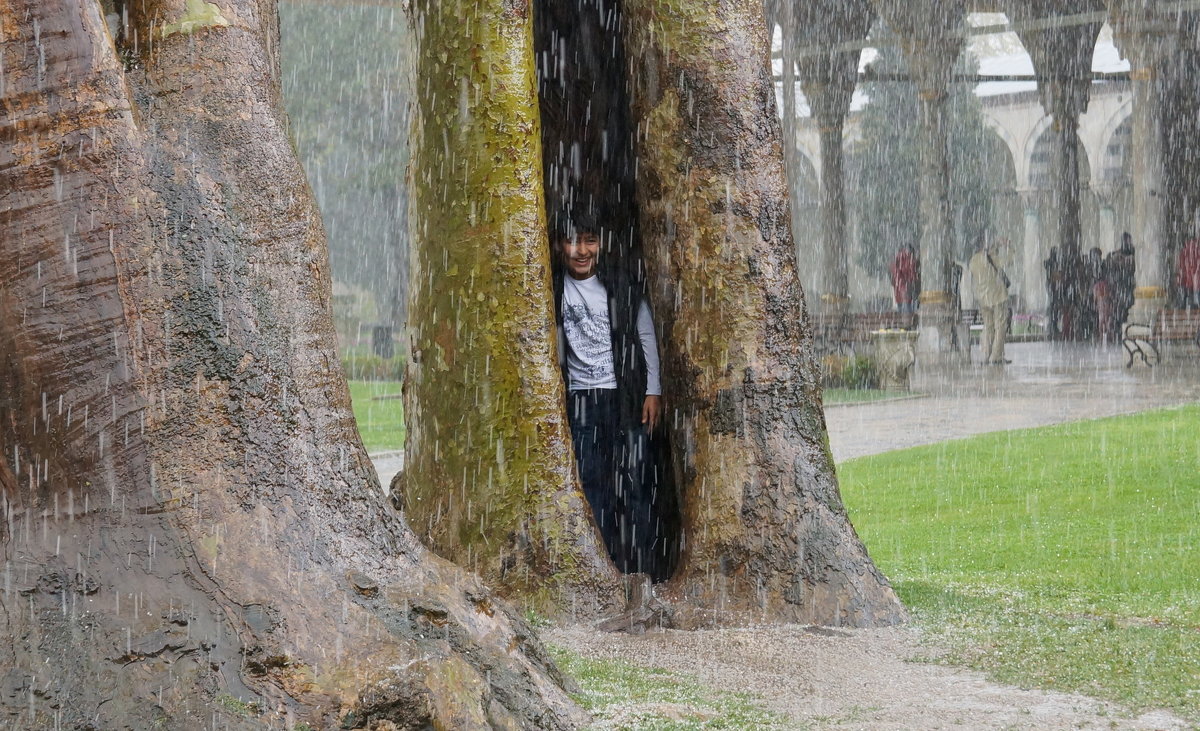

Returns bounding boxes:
[567,389,655,575]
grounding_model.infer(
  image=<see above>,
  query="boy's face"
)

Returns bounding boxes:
[560,232,601,279]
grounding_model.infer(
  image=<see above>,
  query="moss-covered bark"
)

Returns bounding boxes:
[0,0,583,726]
[623,0,905,626]
[400,0,622,614]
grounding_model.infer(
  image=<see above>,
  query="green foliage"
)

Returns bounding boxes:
[849,40,1013,278]
[839,405,1200,719]
[548,645,792,729]
[213,693,261,717]
[347,380,405,453]
[820,354,878,390]
[523,609,553,630]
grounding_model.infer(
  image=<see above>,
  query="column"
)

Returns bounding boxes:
[873,0,964,355]
[1019,190,1047,313]
[1012,3,1104,338]
[1110,2,1176,321]
[909,40,962,354]
[807,81,854,320]
[794,0,873,321]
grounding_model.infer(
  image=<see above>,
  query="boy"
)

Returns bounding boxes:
[554,214,662,575]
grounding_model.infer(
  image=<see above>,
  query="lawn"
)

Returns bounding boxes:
[838,404,1200,719]
[823,387,916,404]
[347,377,1198,719]
[347,380,405,453]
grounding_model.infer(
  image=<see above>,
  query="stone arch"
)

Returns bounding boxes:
[1027,121,1093,191]
[981,115,1025,190]
[1098,110,1132,190]
[1021,114,1054,189]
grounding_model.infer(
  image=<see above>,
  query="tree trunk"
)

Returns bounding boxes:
[0,0,583,727]
[623,0,905,626]
[401,0,903,628]
[398,0,625,615]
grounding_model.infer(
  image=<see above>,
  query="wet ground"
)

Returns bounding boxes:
[368,341,1198,728]
[547,623,1191,730]
[543,340,1198,729]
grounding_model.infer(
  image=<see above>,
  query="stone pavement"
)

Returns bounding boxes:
[371,340,1198,483]
[826,340,1200,461]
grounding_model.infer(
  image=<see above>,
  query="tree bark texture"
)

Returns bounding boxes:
[622,0,905,627]
[399,0,624,615]
[0,0,583,727]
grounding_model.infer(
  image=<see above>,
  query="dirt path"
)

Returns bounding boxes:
[546,624,1190,729]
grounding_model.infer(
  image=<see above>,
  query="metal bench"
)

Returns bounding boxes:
[1121,309,1200,367]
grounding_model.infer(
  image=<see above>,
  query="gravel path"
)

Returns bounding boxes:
[546,624,1190,729]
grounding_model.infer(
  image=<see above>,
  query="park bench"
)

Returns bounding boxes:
[960,308,983,345]
[1121,308,1200,367]
[813,312,916,355]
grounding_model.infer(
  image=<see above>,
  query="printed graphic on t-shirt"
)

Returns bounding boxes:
[563,293,613,381]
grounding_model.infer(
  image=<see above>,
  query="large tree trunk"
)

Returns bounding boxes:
[398,0,624,615]
[402,0,903,628]
[0,0,583,727]
[622,0,905,626]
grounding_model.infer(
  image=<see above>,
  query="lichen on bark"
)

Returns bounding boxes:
[400,0,622,615]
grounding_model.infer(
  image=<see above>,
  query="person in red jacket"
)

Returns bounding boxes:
[1177,236,1200,308]
[889,244,919,314]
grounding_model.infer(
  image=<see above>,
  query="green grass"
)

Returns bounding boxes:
[823,388,916,404]
[347,380,405,452]
[213,693,261,717]
[548,645,792,729]
[838,404,1200,719]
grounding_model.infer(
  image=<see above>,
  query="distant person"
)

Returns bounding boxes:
[948,258,964,351]
[1060,249,1086,340]
[1082,247,1104,341]
[1044,247,1063,339]
[889,244,919,314]
[969,234,1011,365]
[1105,233,1136,333]
[1177,234,1200,308]
[1090,247,1113,344]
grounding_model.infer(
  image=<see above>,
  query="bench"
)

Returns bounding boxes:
[1122,308,1200,367]
[959,308,983,346]
[813,312,916,355]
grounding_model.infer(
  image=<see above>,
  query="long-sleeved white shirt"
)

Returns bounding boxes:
[560,275,661,395]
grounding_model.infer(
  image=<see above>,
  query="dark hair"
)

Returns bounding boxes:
[550,205,602,242]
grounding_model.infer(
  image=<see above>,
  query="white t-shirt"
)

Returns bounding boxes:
[561,275,661,395]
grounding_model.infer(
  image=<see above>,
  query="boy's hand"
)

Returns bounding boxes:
[642,395,662,431]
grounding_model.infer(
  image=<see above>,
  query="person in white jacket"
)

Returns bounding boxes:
[969,234,1012,365]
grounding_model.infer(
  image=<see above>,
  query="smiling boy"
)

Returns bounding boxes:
[553,213,663,575]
